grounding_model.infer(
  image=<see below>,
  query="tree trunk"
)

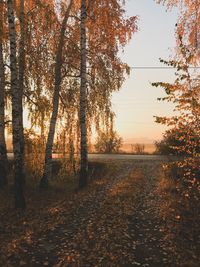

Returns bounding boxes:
[79,0,88,188]
[18,0,25,160]
[7,0,25,208]
[0,2,8,188]
[40,0,73,188]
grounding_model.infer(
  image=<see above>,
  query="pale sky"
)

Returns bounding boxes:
[112,0,178,143]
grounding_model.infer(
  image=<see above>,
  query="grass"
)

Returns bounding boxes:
[0,160,109,209]
[155,164,200,267]
[0,160,115,265]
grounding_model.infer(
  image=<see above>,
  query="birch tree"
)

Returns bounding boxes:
[40,0,73,188]
[0,0,8,188]
[79,0,88,188]
[78,0,137,187]
[18,0,25,160]
[7,0,25,208]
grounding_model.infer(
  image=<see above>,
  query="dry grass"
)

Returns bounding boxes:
[155,165,200,267]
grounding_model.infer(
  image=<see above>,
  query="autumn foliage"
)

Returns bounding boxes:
[156,0,200,62]
[153,41,200,199]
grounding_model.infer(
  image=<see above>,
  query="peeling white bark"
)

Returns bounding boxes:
[0,1,8,187]
[18,0,25,159]
[7,0,25,208]
[79,0,88,188]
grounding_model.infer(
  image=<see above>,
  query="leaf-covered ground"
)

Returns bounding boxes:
[0,159,199,266]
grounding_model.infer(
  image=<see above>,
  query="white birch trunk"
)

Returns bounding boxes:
[40,0,73,188]
[18,0,25,159]
[79,0,88,188]
[0,1,8,187]
[7,0,25,208]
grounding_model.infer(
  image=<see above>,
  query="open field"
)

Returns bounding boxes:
[0,158,199,267]
[6,143,157,155]
[121,143,156,154]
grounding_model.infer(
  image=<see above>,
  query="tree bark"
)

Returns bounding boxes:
[79,0,88,188]
[18,0,25,160]
[40,0,73,188]
[7,0,25,208]
[0,1,8,188]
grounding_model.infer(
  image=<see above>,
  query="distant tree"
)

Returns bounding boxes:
[95,130,122,154]
[134,143,145,155]
[131,144,134,153]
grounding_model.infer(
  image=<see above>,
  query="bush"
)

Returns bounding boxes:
[95,130,122,153]
[155,128,200,156]
[133,143,145,154]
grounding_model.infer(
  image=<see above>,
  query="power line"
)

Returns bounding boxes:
[129,66,200,69]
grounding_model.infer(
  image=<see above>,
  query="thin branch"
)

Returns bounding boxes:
[69,15,81,21]
[23,92,38,106]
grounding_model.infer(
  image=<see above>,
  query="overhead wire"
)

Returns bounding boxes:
[129,66,200,69]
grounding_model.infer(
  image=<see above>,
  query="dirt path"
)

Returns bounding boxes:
[1,160,199,267]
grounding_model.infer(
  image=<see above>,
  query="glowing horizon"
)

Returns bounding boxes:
[112,0,178,142]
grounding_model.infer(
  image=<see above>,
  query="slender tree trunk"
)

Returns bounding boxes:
[0,2,8,188]
[40,0,73,188]
[79,0,88,188]
[7,0,25,208]
[40,111,45,139]
[18,0,25,160]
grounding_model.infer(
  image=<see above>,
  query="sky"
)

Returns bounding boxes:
[112,0,179,143]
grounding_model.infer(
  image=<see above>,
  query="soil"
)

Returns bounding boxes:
[0,159,199,267]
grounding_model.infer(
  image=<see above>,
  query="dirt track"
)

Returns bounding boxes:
[1,159,199,267]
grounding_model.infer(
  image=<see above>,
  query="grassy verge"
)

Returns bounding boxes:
[0,162,109,241]
[156,165,200,267]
